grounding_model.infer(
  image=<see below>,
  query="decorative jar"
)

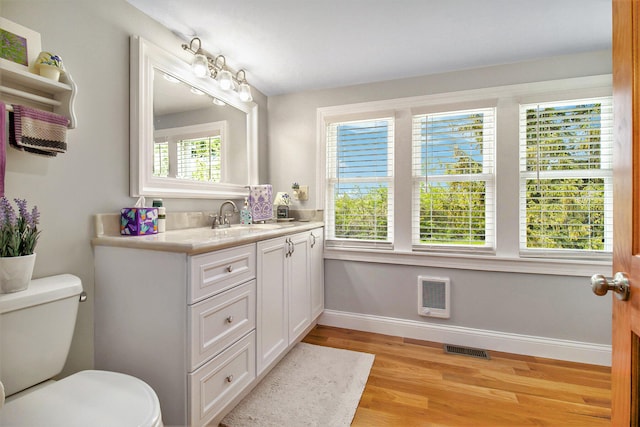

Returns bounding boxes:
[34,51,65,82]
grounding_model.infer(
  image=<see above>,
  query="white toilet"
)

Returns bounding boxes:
[0,274,163,426]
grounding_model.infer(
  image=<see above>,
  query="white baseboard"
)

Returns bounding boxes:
[318,310,611,366]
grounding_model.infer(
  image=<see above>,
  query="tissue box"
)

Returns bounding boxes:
[120,208,158,235]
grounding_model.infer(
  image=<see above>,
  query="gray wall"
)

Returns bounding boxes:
[2,0,268,376]
[268,51,613,346]
[325,260,608,343]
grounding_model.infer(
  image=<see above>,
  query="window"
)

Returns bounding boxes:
[153,121,225,183]
[176,136,222,182]
[326,118,394,247]
[153,141,169,177]
[319,75,613,272]
[519,97,613,257]
[412,108,495,251]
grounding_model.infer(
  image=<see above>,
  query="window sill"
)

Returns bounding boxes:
[323,247,612,277]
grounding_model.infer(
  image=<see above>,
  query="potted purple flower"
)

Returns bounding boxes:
[0,197,40,293]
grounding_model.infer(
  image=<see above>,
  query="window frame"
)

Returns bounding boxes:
[324,114,395,249]
[411,106,496,253]
[318,75,613,275]
[517,97,613,260]
[154,121,227,183]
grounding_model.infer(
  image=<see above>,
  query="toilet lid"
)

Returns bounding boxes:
[0,370,162,427]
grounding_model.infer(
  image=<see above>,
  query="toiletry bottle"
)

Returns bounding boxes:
[157,206,166,233]
[240,197,252,225]
[153,199,166,233]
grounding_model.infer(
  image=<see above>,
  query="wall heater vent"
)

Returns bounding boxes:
[417,276,450,318]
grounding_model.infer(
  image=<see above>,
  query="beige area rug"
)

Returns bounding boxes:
[221,342,375,427]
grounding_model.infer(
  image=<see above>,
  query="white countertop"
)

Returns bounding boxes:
[92,213,324,255]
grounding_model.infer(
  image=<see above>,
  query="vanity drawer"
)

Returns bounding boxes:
[188,331,255,427]
[189,280,256,370]
[189,243,256,303]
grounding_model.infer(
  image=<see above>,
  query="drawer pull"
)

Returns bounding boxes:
[226,265,233,273]
[226,374,234,383]
[225,315,234,324]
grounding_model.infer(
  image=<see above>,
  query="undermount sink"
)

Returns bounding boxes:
[230,222,298,230]
[171,222,300,241]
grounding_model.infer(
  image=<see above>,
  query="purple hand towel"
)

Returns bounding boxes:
[9,104,69,156]
[248,185,273,221]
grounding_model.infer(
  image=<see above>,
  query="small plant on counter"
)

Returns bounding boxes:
[0,197,41,257]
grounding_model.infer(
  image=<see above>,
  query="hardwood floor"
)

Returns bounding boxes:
[302,325,611,426]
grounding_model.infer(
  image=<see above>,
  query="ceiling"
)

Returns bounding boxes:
[127,0,612,97]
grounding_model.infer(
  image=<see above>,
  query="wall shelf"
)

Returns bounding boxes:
[0,59,77,128]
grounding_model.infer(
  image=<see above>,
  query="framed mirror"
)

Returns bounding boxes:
[130,36,258,199]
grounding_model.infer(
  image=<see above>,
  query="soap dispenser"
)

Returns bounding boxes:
[240,197,252,225]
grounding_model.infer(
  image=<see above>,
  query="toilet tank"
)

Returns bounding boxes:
[0,274,83,396]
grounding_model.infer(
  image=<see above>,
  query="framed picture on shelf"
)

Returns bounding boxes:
[0,17,41,72]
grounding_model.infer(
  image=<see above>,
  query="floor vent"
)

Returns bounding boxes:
[444,344,490,360]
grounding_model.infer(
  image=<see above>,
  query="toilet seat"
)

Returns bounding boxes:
[0,370,162,427]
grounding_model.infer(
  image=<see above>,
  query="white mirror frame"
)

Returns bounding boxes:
[130,35,258,199]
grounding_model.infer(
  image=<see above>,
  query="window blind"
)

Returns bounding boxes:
[153,140,169,177]
[411,108,495,250]
[176,135,222,183]
[326,118,394,246]
[519,97,613,256]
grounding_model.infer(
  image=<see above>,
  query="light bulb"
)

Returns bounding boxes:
[238,82,253,102]
[191,53,209,78]
[218,69,233,90]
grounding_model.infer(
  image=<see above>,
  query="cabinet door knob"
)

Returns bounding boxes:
[226,374,234,383]
[226,315,234,324]
[226,265,233,273]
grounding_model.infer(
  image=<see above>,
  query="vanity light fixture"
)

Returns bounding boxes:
[184,38,209,78]
[182,37,253,102]
[236,70,253,102]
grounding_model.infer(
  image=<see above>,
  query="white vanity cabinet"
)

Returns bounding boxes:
[94,243,257,427]
[256,227,324,375]
[187,245,257,426]
[93,224,324,427]
[310,228,324,319]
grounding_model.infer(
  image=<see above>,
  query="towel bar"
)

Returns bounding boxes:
[0,86,61,107]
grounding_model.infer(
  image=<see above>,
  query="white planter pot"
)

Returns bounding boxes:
[0,254,36,294]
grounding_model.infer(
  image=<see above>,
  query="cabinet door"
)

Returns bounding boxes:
[309,228,324,319]
[256,237,288,375]
[288,232,311,344]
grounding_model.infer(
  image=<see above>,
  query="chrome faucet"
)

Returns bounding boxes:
[213,200,239,229]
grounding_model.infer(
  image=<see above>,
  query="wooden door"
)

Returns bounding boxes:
[612,0,640,424]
